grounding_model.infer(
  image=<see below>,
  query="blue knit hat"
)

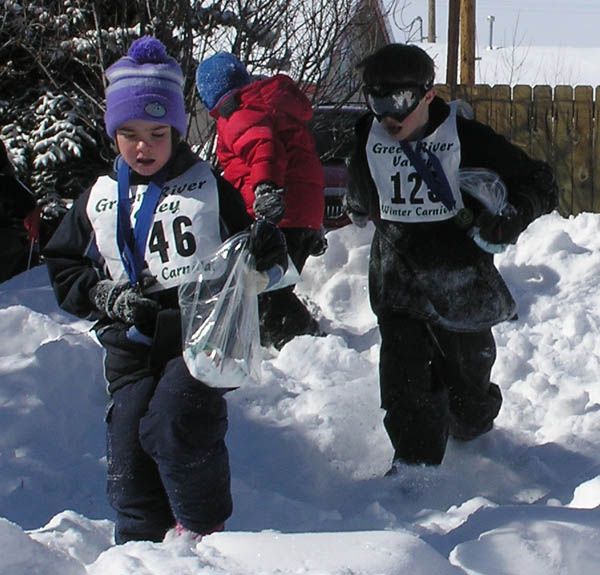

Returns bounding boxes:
[104,36,187,138]
[196,52,251,112]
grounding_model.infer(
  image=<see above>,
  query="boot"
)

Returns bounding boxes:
[167,522,224,542]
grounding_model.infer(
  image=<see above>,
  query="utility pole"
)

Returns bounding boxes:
[459,0,476,85]
[428,0,436,43]
[487,15,495,50]
[446,0,460,94]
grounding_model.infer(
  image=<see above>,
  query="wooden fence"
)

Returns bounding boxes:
[435,84,600,216]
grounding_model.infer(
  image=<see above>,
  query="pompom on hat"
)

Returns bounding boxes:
[104,36,187,138]
[195,52,251,112]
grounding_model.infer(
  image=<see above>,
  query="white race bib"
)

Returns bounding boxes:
[366,104,463,223]
[87,161,223,292]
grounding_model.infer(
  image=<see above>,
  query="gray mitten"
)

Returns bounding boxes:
[90,280,159,335]
[253,182,285,224]
[112,290,159,335]
[89,280,130,318]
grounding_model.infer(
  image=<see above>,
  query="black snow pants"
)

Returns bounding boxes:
[258,227,323,349]
[98,325,232,544]
[378,314,502,466]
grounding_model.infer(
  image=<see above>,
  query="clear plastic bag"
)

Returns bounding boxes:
[179,232,261,387]
[459,168,510,254]
[179,231,300,387]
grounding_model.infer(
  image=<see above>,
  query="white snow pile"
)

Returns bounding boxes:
[1,211,600,574]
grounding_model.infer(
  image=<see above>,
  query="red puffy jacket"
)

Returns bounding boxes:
[211,74,324,229]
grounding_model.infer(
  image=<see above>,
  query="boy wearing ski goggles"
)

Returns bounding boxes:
[345,42,558,480]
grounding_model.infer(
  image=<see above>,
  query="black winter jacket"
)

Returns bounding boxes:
[44,143,252,377]
[347,97,558,331]
[0,173,36,225]
[0,171,37,283]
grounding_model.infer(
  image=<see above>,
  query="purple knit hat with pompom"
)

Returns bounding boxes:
[104,36,187,138]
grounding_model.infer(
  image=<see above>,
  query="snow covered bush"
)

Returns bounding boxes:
[0,0,388,201]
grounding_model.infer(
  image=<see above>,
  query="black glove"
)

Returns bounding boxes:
[90,280,159,336]
[477,204,524,245]
[346,206,369,228]
[248,219,288,272]
[308,227,328,257]
[253,182,285,224]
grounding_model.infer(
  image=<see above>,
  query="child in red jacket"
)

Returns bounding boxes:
[196,52,327,349]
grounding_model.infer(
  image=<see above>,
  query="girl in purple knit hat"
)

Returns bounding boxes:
[44,37,287,544]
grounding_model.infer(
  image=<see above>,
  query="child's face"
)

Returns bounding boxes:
[115,119,173,177]
[380,89,435,142]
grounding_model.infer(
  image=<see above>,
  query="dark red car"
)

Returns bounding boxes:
[310,104,368,231]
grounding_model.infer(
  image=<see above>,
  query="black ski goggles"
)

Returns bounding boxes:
[363,83,430,122]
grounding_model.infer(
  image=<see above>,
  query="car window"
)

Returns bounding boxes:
[310,106,367,162]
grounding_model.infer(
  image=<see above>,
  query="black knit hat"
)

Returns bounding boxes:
[359,43,435,90]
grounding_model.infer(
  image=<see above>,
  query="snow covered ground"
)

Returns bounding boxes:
[1,211,600,574]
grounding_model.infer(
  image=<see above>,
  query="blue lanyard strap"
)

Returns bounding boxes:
[116,158,166,286]
[399,140,456,211]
